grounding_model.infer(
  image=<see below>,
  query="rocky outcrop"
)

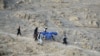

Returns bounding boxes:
[14,11,48,27]
[69,16,80,21]
[0,33,99,56]
[0,0,4,10]
[69,16,99,28]
[14,11,30,19]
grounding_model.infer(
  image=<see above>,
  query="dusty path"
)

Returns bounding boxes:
[0,31,100,56]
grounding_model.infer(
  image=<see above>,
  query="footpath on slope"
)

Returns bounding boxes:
[0,31,100,56]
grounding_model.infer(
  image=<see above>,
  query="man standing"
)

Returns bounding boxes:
[34,27,38,41]
[17,26,21,36]
[63,31,67,44]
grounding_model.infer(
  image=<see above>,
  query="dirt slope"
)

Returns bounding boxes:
[0,32,100,56]
[0,0,100,56]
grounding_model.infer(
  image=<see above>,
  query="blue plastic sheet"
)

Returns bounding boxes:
[40,31,57,40]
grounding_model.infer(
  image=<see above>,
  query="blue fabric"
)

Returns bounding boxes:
[40,31,58,40]
[40,31,49,35]
[45,33,52,39]
[50,32,58,35]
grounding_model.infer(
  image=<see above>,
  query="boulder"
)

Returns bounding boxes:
[14,11,30,20]
[88,20,99,28]
[16,0,24,4]
[83,20,99,28]
[74,21,83,27]
[69,16,79,21]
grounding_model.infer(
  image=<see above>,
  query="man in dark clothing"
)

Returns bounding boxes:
[17,26,21,36]
[63,31,67,44]
[63,37,67,44]
[34,27,38,41]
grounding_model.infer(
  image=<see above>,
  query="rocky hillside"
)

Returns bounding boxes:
[0,0,4,10]
[0,0,100,56]
[0,32,100,56]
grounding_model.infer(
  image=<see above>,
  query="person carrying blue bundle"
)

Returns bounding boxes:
[33,27,38,41]
[50,32,58,41]
[40,28,57,40]
[37,32,43,45]
[44,27,47,32]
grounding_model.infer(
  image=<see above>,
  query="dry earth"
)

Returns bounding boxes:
[0,0,100,56]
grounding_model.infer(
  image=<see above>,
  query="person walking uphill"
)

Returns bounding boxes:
[17,26,21,36]
[34,27,38,41]
[63,37,67,44]
[37,32,43,45]
[63,31,67,44]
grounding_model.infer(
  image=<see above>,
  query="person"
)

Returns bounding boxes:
[44,27,47,32]
[63,37,67,44]
[51,32,58,41]
[63,31,67,44]
[51,34,55,41]
[34,27,38,41]
[42,27,48,40]
[37,33,43,45]
[17,26,21,36]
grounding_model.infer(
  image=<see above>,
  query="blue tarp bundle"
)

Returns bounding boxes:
[50,32,57,35]
[40,31,57,40]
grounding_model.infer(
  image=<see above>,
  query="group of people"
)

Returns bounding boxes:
[33,27,49,45]
[17,26,68,45]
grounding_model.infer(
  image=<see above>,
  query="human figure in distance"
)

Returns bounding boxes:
[63,31,67,44]
[17,26,21,36]
[34,27,38,41]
